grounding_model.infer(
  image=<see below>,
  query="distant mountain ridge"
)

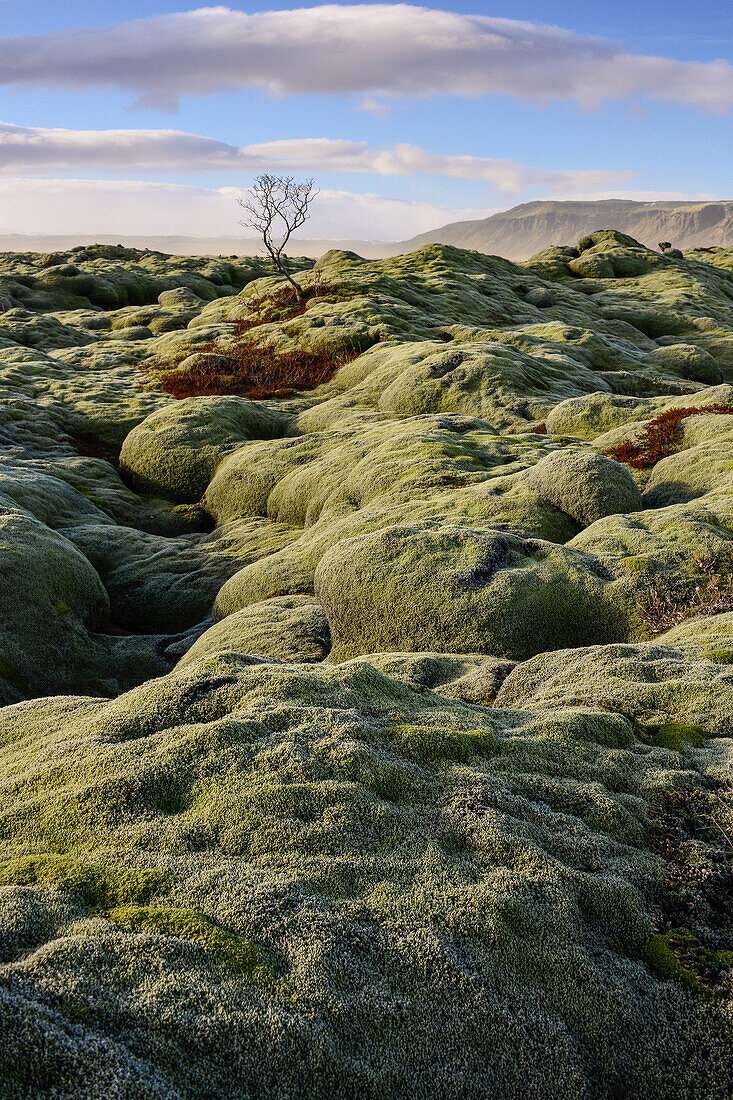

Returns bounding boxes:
[3,200,733,263]
[398,200,733,260]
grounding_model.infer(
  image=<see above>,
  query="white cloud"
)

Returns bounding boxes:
[0,176,491,238]
[0,122,633,193]
[0,5,730,110]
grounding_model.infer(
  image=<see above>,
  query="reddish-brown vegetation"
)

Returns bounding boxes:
[605,403,733,469]
[149,278,362,400]
[156,341,359,400]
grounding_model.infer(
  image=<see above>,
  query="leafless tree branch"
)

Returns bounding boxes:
[237,174,318,300]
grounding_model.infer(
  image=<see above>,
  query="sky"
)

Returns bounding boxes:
[0,0,731,240]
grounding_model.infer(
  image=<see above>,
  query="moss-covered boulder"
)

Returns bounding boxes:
[344,650,515,704]
[545,393,653,439]
[526,448,642,526]
[119,396,292,503]
[496,641,733,736]
[646,343,723,384]
[315,524,626,661]
[0,509,169,702]
[179,595,330,666]
[655,610,733,652]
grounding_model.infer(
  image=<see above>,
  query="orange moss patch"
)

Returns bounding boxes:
[605,404,733,469]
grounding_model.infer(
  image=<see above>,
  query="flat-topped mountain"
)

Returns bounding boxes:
[400,199,733,259]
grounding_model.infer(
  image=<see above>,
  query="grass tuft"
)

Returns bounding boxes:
[642,542,733,634]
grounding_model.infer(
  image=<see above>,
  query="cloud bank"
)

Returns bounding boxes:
[0,4,730,111]
[0,122,632,193]
[0,177,491,239]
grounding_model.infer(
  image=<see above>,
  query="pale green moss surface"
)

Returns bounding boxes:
[1,237,732,1098]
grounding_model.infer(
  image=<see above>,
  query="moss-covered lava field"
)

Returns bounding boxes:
[0,233,732,1098]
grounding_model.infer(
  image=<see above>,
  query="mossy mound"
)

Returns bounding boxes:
[646,343,723,385]
[526,448,642,525]
[496,641,733,736]
[179,595,330,666]
[342,650,514,704]
[315,524,627,661]
[656,611,733,651]
[0,508,170,702]
[0,655,731,1098]
[119,396,292,503]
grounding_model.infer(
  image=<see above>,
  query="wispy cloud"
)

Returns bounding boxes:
[0,176,492,238]
[0,122,633,193]
[0,5,730,111]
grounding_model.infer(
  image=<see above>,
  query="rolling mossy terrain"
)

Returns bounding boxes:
[1,236,732,1099]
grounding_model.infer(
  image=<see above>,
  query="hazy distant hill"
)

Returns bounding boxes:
[0,233,390,259]
[3,201,733,263]
[399,200,733,260]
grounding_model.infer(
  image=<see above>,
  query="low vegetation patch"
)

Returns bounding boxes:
[0,855,171,909]
[233,279,354,331]
[151,280,362,399]
[388,723,497,764]
[157,340,360,400]
[107,905,289,995]
[642,721,707,751]
[642,543,733,633]
[605,403,733,469]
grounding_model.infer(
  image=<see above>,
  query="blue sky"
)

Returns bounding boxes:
[0,1,731,239]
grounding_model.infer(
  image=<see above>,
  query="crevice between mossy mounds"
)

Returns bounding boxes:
[643,779,733,997]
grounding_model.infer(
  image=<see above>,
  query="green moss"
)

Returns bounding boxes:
[55,600,70,616]
[643,722,707,750]
[389,723,497,764]
[0,855,171,908]
[107,905,288,995]
[621,556,651,574]
[643,929,727,998]
[701,649,733,664]
[643,930,708,994]
[57,998,92,1024]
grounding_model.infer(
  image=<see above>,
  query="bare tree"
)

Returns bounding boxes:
[238,174,318,301]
